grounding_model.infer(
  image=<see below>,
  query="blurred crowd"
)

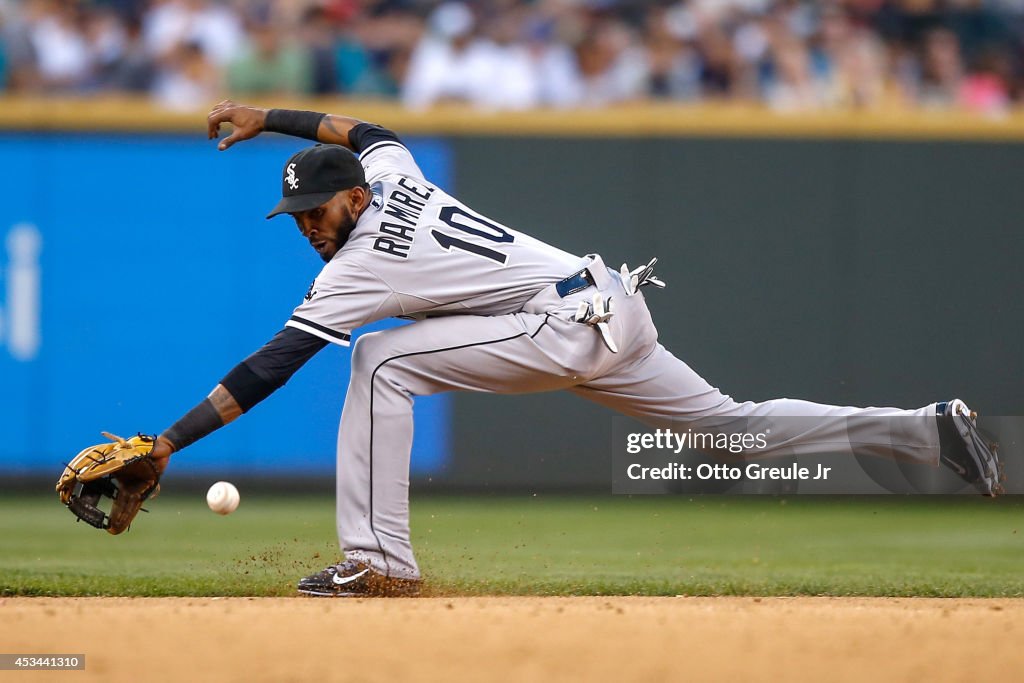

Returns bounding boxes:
[1,0,1023,113]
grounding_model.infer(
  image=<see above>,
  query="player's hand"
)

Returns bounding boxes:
[150,436,174,475]
[207,100,267,151]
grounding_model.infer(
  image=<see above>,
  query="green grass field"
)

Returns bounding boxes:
[2,494,1022,597]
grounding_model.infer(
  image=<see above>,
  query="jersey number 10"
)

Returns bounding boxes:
[431,206,514,264]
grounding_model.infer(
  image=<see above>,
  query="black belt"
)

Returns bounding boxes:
[555,268,595,298]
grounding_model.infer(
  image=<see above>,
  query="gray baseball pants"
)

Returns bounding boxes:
[337,255,940,579]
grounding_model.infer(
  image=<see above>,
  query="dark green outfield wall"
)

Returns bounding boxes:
[438,136,1024,487]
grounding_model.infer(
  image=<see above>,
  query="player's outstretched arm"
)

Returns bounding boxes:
[207,100,364,151]
[149,384,242,467]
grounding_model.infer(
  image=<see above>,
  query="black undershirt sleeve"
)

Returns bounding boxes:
[348,123,403,154]
[161,398,222,452]
[263,109,325,142]
[220,326,328,413]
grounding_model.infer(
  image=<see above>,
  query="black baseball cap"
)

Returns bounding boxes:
[266,144,366,219]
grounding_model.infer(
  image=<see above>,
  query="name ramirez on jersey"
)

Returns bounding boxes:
[374,176,436,260]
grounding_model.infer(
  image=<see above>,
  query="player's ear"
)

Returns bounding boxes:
[350,184,370,210]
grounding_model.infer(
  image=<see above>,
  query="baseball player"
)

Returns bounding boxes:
[129,101,1000,597]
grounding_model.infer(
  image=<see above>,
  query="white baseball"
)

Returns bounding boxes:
[206,481,240,515]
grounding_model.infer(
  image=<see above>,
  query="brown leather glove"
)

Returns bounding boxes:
[55,433,163,534]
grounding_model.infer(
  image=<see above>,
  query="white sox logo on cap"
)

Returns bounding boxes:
[267,144,366,219]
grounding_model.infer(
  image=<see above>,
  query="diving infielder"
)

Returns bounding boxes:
[142,101,1002,597]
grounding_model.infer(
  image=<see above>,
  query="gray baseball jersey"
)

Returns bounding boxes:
[278,137,942,580]
[285,141,588,347]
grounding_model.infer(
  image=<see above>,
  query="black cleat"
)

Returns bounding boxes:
[296,558,421,597]
[937,399,1005,496]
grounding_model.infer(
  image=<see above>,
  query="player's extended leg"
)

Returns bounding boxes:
[572,335,1002,496]
[333,311,583,582]
[567,264,999,495]
[541,266,944,465]
[572,341,940,464]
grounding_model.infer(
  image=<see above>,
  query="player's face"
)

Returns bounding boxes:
[291,189,362,263]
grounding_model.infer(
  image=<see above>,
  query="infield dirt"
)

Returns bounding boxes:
[2,596,1020,682]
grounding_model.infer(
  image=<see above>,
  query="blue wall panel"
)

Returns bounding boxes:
[0,133,452,476]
